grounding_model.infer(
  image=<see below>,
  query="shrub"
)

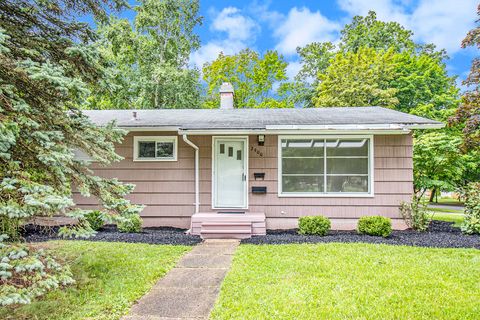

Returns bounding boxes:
[298,216,331,236]
[117,214,142,233]
[357,216,392,237]
[461,182,480,235]
[400,198,431,231]
[85,210,104,231]
[0,235,75,306]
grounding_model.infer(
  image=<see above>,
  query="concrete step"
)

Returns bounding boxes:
[201,222,251,231]
[191,212,266,238]
[201,232,252,240]
[201,229,252,234]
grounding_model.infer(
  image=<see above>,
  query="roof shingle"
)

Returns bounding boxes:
[83,107,442,130]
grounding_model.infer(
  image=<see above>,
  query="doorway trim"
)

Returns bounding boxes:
[211,136,249,210]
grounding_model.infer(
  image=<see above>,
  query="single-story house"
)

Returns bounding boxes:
[77,83,443,238]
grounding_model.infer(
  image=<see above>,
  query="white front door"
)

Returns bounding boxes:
[213,137,248,208]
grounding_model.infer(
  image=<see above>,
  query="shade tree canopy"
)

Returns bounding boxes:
[90,0,203,109]
[202,49,293,108]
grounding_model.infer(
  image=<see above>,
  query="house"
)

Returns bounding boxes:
[77,83,443,238]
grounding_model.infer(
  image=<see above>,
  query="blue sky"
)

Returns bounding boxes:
[117,0,478,87]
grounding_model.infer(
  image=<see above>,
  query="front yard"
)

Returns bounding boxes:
[211,243,480,320]
[0,241,190,320]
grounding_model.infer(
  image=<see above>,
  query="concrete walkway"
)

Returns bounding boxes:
[123,239,239,320]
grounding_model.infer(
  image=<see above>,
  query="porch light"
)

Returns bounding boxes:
[257,134,265,146]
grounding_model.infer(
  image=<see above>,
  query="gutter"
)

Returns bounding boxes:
[182,134,199,214]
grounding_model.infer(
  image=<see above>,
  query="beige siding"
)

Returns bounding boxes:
[74,132,413,229]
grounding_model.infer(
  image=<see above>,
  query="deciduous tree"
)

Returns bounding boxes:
[313,48,399,108]
[450,5,480,151]
[202,49,292,108]
[90,0,203,109]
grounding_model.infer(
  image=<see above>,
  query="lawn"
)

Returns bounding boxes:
[211,243,480,320]
[431,212,465,227]
[0,241,190,320]
[428,206,464,214]
[435,197,464,206]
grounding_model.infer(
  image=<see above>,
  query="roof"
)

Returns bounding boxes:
[83,107,443,131]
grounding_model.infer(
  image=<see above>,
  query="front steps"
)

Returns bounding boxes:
[190,212,266,239]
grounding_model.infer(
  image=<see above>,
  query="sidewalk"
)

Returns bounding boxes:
[122,239,239,320]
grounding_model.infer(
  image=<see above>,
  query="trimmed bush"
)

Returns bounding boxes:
[298,216,331,236]
[85,210,104,231]
[358,216,392,237]
[117,214,142,233]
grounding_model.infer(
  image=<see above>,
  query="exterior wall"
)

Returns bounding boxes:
[73,132,413,230]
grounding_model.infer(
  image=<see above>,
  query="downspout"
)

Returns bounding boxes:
[182,134,199,214]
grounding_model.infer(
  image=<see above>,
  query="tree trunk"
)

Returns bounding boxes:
[429,187,437,203]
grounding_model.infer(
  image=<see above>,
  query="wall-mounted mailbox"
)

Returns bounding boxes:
[252,186,267,194]
[254,172,265,180]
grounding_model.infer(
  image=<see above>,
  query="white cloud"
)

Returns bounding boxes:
[211,7,259,41]
[190,7,259,69]
[337,0,477,54]
[274,7,341,55]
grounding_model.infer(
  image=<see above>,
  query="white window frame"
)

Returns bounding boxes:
[278,135,374,197]
[133,136,178,161]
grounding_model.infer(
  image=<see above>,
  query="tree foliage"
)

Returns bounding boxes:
[461,182,480,234]
[339,11,441,56]
[450,5,480,151]
[90,0,203,109]
[202,49,293,108]
[413,132,465,196]
[313,47,399,108]
[0,0,143,305]
[296,10,457,115]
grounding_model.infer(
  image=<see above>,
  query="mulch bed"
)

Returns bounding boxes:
[22,221,479,249]
[22,224,202,246]
[242,221,480,249]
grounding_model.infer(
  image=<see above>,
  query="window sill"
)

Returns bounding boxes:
[133,158,177,162]
[278,193,375,198]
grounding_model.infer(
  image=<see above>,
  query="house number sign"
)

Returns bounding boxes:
[250,146,264,157]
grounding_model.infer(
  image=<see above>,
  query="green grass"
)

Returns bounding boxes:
[1,241,190,320]
[431,212,465,227]
[211,244,480,320]
[428,207,464,214]
[435,197,464,205]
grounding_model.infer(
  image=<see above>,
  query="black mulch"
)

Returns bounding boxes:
[242,221,480,249]
[22,221,479,249]
[22,224,202,246]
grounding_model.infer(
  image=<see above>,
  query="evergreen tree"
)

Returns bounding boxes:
[0,0,143,305]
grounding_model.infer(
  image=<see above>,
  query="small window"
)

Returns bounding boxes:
[134,136,177,161]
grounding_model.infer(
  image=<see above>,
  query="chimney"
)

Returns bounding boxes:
[219,82,234,109]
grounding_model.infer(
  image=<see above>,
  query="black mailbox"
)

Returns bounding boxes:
[254,172,265,180]
[252,186,267,194]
